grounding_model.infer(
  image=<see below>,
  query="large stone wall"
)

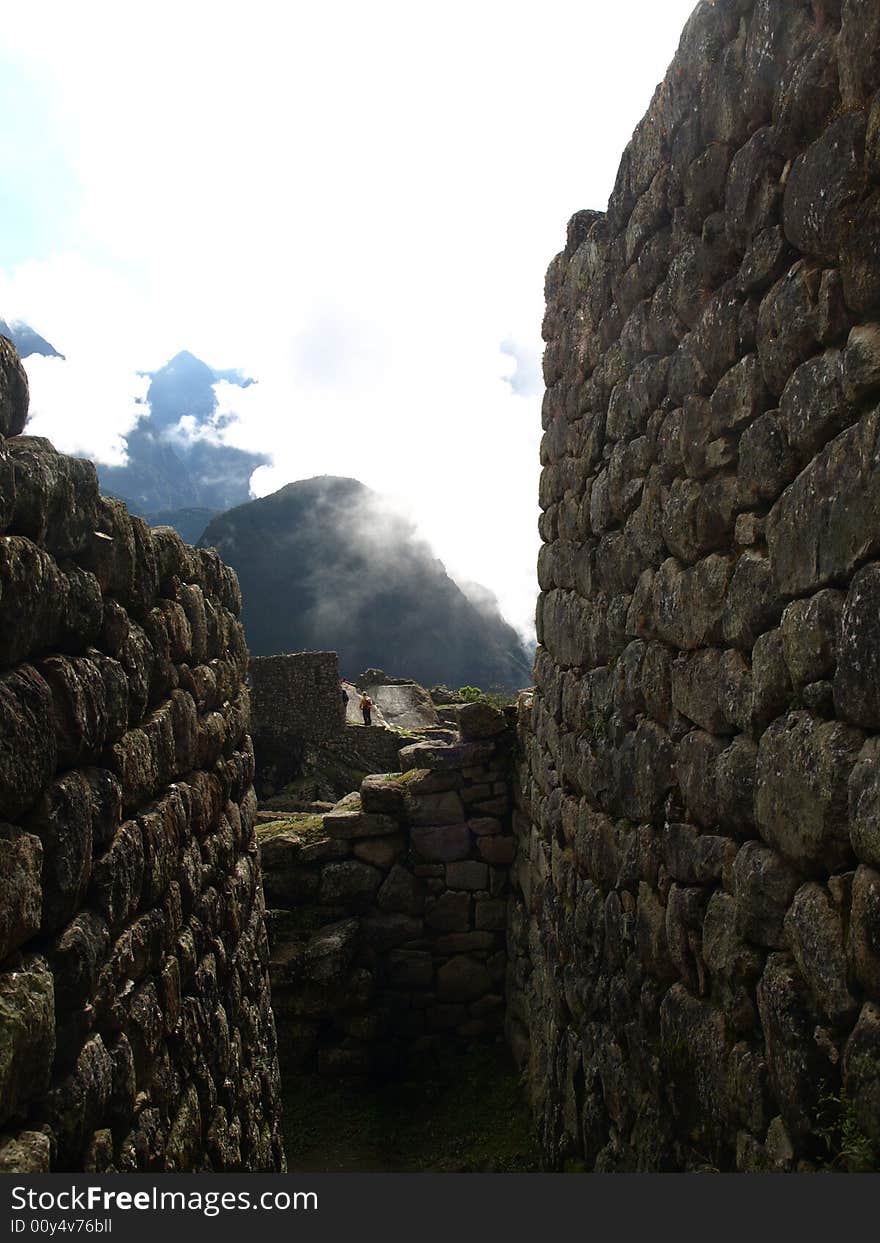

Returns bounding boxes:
[251,651,345,745]
[510,0,880,1171]
[259,703,516,1077]
[0,339,284,1172]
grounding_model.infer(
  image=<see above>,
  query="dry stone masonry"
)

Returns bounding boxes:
[258,701,516,1076]
[0,340,284,1172]
[510,0,880,1172]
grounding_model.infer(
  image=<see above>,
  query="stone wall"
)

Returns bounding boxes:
[259,702,516,1076]
[0,340,284,1172]
[511,0,880,1171]
[251,651,345,745]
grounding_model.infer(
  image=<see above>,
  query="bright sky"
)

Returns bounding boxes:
[0,0,698,640]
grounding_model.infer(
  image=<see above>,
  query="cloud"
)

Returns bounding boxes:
[1,0,700,640]
[22,353,149,466]
[500,337,543,398]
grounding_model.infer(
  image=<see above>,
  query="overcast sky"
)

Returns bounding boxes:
[0,0,698,640]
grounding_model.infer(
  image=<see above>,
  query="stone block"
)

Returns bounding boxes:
[0,664,56,822]
[410,823,472,862]
[436,956,491,1002]
[445,860,489,891]
[733,841,800,949]
[318,860,382,906]
[405,789,466,827]
[835,563,880,727]
[477,835,516,865]
[755,712,863,874]
[780,589,844,690]
[377,864,426,915]
[0,825,42,961]
[474,898,507,931]
[0,336,28,438]
[849,736,880,868]
[768,406,880,598]
[850,865,880,1002]
[0,955,54,1130]
[425,891,471,932]
[783,882,857,1026]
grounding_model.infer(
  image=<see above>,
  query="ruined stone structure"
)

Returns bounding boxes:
[260,701,515,1075]
[251,651,345,746]
[509,0,880,1172]
[0,343,284,1172]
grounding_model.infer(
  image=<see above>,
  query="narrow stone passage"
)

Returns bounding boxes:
[281,1045,539,1173]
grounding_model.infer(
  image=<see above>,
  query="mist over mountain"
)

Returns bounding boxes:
[98,349,268,514]
[0,317,64,360]
[199,476,533,691]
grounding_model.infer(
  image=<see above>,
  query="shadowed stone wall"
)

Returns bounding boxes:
[251,652,345,745]
[0,337,284,1172]
[509,0,880,1172]
[259,703,515,1076]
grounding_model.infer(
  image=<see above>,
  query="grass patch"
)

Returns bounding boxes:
[257,814,327,842]
[281,1043,541,1173]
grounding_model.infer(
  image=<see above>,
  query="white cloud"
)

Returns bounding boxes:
[23,353,150,466]
[1,0,699,639]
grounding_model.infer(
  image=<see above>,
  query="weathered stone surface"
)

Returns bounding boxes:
[445,860,489,891]
[377,864,425,915]
[300,920,359,985]
[843,1002,880,1147]
[323,797,399,841]
[0,665,56,821]
[352,834,405,869]
[515,0,880,1177]
[842,322,880,403]
[733,841,800,949]
[757,953,835,1143]
[850,865,880,1001]
[0,826,42,961]
[0,956,54,1129]
[834,562,880,727]
[676,731,728,828]
[457,700,508,740]
[783,883,857,1026]
[768,407,880,598]
[25,772,94,934]
[652,555,733,651]
[780,350,851,464]
[755,712,862,874]
[722,552,781,651]
[671,649,728,734]
[0,335,29,439]
[780,589,844,690]
[849,736,880,867]
[702,891,763,1034]
[750,628,792,730]
[783,113,866,264]
[6,439,101,561]
[410,823,472,862]
[425,891,471,932]
[756,262,822,396]
[663,823,735,886]
[715,735,757,837]
[405,789,466,827]
[0,1130,50,1173]
[399,739,495,772]
[359,773,408,816]
[436,956,490,1002]
[318,860,382,906]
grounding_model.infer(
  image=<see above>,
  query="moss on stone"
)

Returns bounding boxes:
[256,814,327,842]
